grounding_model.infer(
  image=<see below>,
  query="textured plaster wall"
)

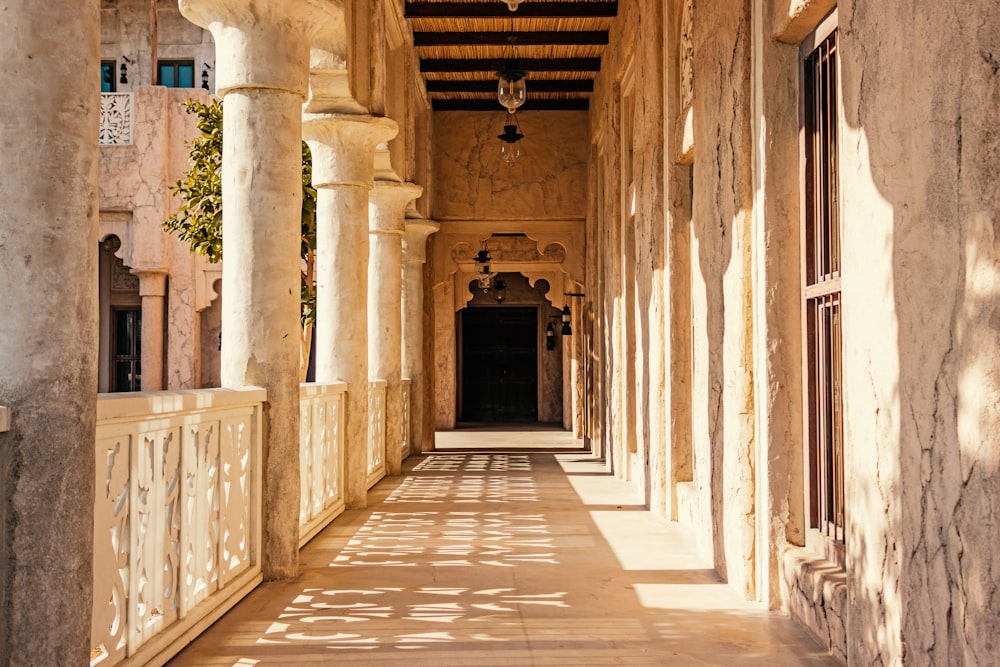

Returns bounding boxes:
[101,0,215,91]
[432,111,588,222]
[99,86,217,389]
[429,110,587,429]
[838,1,1000,663]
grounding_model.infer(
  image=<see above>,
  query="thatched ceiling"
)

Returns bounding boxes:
[404,1,618,111]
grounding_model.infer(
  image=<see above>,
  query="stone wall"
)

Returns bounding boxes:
[586,0,1000,663]
[838,1,1000,663]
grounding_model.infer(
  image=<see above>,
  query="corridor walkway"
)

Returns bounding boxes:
[171,429,838,666]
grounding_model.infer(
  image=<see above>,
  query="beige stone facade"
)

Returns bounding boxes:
[2,0,999,663]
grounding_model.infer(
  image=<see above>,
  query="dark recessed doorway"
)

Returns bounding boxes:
[461,307,538,423]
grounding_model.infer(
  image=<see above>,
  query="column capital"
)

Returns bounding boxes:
[369,182,423,234]
[180,0,340,96]
[131,268,168,297]
[304,114,399,188]
[403,219,441,264]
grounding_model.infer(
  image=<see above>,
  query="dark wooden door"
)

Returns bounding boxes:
[461,307,538,422]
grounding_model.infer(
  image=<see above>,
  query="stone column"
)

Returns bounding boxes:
[0,1,99,662]
[133,269,167,391]
[304,114,398,509]
[402,220,440,453]
[369,183,423,474]
[181,0,315,580]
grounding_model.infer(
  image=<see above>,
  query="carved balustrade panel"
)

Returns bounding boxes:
[299,383,347,546]
[402,379,412,459]
[367,381,387,488]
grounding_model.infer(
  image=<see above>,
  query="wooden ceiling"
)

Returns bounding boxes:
[404,1,619,111]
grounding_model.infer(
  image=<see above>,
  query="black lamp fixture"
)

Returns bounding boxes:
[474,241,495,291]
[497,116,525,166]
[545,321,556,351]
[120,56,133,85]
[561,292,586,336]
[493,275,507,304]
[201,63,213,90]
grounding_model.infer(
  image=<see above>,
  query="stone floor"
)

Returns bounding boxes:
[170,428,839,666]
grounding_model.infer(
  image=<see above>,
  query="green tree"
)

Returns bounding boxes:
[164,99,318,378]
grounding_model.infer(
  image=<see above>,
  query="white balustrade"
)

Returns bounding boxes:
[299,382,347,546]
[91,388,264,666]
[100,93,134,146]
[366,380,387,488]
[401,379,412,460]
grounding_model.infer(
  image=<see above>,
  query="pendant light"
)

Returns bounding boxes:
[497,61,527,113]
[498,115,524,166]
[505,0,522,10]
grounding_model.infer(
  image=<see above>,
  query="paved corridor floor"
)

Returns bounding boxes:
[171,436,838,666]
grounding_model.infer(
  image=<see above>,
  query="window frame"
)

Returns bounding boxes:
[800,8,846,567]
[157,59,196,88]
[101,59,117,93]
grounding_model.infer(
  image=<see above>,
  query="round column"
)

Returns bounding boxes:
[133,269,167,391]
[402,220,440,453]
[370,183,423,474]
[304,114,398,509]
[0,1,100,662]
[181,0,315,580]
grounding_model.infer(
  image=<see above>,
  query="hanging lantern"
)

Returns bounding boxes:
[497,62,527,113]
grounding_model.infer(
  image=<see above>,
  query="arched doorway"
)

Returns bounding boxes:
[457,273,563,424]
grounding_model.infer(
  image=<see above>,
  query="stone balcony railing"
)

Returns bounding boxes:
[90,380,391,666]
[90,388,266,667]
[100,92,134,146]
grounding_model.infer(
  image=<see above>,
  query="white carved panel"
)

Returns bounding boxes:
[299,384,347,545]
[92,435,131,665]
[401,379,412,459]
[367,381,387,488]
[100,93,134,146]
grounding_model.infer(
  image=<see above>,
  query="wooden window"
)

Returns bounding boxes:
[802,16,844,550]
[101,60,117,92]
[157,60,195,88]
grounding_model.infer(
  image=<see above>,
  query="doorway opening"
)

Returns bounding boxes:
[460,306,539,422]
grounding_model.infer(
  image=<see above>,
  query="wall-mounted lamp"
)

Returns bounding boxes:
[561,292,586,336]
[545,322,556,351]
[120,56,133,85]
[493,275,507,304]
[474,241,495,291]
[201,62,213,90]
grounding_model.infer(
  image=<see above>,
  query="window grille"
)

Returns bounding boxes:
[803,27,844,543]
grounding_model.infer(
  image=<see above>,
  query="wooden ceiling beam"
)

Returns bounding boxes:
[426,79,594,93]
[420,57,601,73]
[405,2,618,19]
[432,98,590,111]
[414,30,609,47]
